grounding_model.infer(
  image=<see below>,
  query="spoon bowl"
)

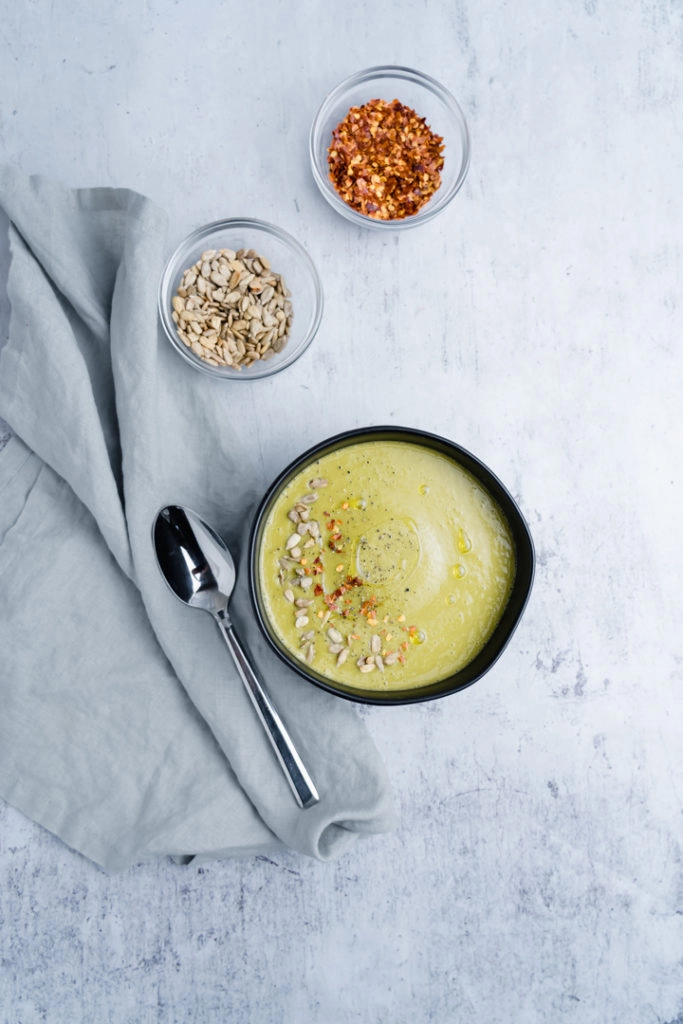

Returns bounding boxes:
[153,507,234,615]
[153,505,319,809]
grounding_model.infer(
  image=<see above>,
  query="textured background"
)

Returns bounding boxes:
[1,1,682,1021]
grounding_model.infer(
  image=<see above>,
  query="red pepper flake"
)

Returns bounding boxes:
[359,595,378,619]
[328,576,364,606]
[328,98,445,221]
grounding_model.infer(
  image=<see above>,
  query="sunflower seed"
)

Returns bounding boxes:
[170,247,292,370]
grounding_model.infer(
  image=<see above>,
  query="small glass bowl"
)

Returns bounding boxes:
[158,218,324,380]
[309,65,470,230]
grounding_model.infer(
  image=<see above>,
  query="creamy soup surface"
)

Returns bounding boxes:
[258,440,516,691]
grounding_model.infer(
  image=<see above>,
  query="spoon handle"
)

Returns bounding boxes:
[216,618,320,809]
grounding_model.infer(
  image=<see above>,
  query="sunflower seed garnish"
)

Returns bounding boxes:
[171,247,292,370]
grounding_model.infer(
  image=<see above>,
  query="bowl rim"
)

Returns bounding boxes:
[249,425,535,705]
[158,216,324,381]
[309,64,471,231]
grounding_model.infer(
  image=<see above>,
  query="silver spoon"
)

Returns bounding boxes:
[152,504,320,809]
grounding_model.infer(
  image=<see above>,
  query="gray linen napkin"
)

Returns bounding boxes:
[0,166,396,872]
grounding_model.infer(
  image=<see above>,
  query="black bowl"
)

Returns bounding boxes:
[249,427,534,705]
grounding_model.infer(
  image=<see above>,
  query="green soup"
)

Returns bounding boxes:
[258,440,516,691]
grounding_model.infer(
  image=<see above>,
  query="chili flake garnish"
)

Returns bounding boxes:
[327,98,445,220]
[278,494,423,676]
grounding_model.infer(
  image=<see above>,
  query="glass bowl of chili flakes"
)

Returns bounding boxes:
[309,65,470,230]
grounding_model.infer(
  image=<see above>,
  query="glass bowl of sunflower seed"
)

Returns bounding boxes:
[158,218,324,379]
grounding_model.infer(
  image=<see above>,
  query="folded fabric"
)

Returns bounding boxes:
[0,166,396,872]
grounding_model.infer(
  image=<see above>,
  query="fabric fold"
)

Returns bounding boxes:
[0,166,396,871]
